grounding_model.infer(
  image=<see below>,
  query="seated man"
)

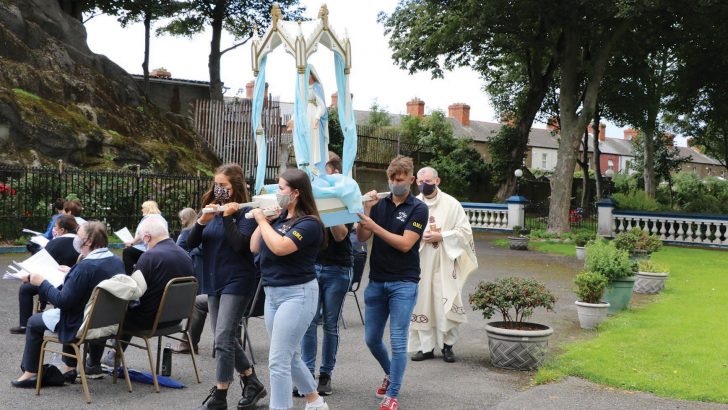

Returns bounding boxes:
[87,216,194,374]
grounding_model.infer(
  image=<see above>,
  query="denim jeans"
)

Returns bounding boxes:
[301,264,352,376]
[265,280,319,410]
[208,293,253,384]
[364,280,418,398]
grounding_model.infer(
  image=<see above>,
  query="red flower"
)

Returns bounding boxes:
[0,185,5,193]
[10,189,17,195]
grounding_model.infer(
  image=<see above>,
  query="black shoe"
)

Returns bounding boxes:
[11,376,38,388]
[84,364,105,379]
[9,326,26,335]
[317,373,332,396]
[63,369,77,384]
[411,350,435,361]
[441,344,456,363]
[197,386,228,410]
[238,370,267,409]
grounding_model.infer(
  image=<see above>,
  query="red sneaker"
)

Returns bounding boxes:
[379,396,398,410]
[375,376,390,398]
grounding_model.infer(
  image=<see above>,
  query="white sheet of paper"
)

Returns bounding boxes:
[30,235,49,248]
[13,249,66,288]
[114,227,134,243]
[22,228,43,236]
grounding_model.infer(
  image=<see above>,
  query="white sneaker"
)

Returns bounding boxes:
[100,350,116,368]
[304,398,329,410]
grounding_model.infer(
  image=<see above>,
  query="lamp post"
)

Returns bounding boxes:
[514,168,523,196]
[604,168,614,197]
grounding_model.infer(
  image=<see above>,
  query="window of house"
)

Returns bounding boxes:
[607,159,614,170]
[693,167,697,173]
[541,153,547,168]
[707,168,712,175]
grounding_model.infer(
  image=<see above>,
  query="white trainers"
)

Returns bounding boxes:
[100,350,116,368]
[304,397,329,410]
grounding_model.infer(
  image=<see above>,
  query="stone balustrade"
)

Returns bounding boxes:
[611,210,728,246]
[462,196,526,231]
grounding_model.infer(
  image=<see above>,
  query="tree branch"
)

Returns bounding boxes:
[220,35,252,55]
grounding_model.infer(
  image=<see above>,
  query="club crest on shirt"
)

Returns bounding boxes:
[277,223,292,234]
[396,211,408,222]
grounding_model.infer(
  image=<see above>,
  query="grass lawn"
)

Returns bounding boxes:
[534,245,728,403]
[493,238,576,257]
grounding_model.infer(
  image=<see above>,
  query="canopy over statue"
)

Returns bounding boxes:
[249,3,363,227]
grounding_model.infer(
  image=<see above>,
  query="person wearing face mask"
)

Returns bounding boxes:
[356,155,429,410]
[122,200,168,275]
[250,168,328,410]
[11,215,80,335]
[11,222,124,388]
[408,167,478,364]
[187,163,266,410]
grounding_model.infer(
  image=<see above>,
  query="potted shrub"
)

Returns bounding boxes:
[469,277,556,370]
[613,228,662,261]
[585,240,636,314]
[508,225,530,250]
[574,232,595,261]
[634,260,669,294]
[573,271,610,329]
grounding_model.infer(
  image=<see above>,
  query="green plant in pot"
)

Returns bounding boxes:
[585,240,636,313]
[634,260,669,294]
[469,277,556,370]
[574,232,595,261]
[573,271,610,329]
[613,228,662,261]
[508,225,530,250]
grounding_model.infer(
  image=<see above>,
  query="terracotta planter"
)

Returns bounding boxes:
[575,300,610,329]
[508,237,529,250]
[485,321,553,370]
[634,271,668,294]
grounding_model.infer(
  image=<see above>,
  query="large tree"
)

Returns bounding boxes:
[160,0,304,100]
[379,0,560,201]
[98,1,183,97]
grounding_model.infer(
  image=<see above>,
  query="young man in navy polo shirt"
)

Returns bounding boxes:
[357,155,428,410]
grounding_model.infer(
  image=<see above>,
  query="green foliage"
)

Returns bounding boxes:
[512,225,523,237]
[612,173,639,194]
[612,190,662,211]
[469,277,556,326]
[613,228,662,254]
[486,125,526,186]
[637,260,669,273]
[327,107,343,158]
[584,240,635,281]
[665,172,728,214]
[367,101,391,128]
[575,232,595,247]
[628,132,689,187]
[12,88,41,100]
[573,271,609,304]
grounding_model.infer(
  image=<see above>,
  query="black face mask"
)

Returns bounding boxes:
[418,182,437,196]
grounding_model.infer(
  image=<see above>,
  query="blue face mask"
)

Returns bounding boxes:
[388,181,409,197]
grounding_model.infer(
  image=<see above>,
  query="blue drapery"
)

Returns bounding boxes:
[292,66,312,176]
[252,56,268,195]
[312,81,328,173]
[334,51,357,176]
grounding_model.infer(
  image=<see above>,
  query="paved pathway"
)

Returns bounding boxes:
[0,234,725,409]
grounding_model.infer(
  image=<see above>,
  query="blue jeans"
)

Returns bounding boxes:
[265,280,319,410]
[301,264,352,376]
[364,280,418,398]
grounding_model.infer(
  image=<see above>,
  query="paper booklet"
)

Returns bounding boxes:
[22,228,43,236]
[30,235,49,248]
[3,249,66,288]
[114,227,134,243]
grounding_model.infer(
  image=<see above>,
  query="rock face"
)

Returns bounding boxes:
[0,0,220,173]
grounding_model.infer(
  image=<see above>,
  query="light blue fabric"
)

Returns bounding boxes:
[334,52,358,176]
[252,56,269,195]
[312,81,328,174]
[311,173,363,215]
[292,67,312,176]
[41,307,61,331]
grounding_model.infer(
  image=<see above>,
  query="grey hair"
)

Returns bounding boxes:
[139,216,169,240]
[417,166,438,179]
[178,207,197,229]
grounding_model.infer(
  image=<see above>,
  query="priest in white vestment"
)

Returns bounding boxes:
[409,166,478,363]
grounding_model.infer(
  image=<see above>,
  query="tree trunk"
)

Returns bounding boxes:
[643,128,656,197]
[495,175,517,201]
[57,0,84,21]
[142,12,151,98]
[580,131,590,208]
[593,107,603,198]
[208,1,225,101]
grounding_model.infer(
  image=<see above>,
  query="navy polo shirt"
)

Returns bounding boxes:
[316,223,353,267]
[368,192,428,283]
[199,208,257,296]
[259,212,324,287]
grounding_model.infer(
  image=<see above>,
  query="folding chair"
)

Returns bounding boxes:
[342,250,367,328]
[240,277,265,365]
[122,276,200,392]
[36,288,132,404]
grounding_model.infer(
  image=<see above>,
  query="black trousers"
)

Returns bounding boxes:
[18,283,46,327]
[21,313,76,373]
[122,247,144,276]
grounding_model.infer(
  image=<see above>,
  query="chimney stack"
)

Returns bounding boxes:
[588,123,607,141]
[448,103,471,126]
[245,80,255,99]
[623,128,639,141]
[406,98,425,118]
[664,132,675,147]
[546,116,560,133]
[330,92,338,108]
